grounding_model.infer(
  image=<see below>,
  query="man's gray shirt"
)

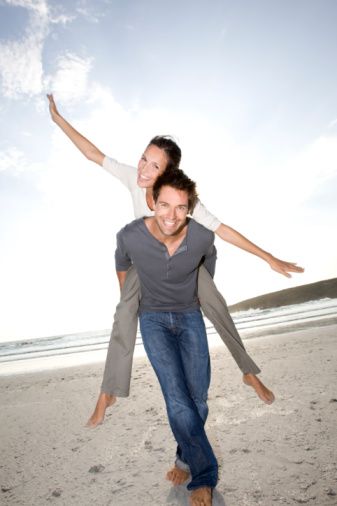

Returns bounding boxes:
[115,218,216,313]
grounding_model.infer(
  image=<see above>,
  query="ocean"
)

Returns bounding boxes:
[1,298,336,376]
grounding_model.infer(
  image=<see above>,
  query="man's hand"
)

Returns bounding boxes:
[267,255,304,278]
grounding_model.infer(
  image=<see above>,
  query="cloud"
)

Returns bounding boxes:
[328,118,337,129]
[277,135,337,208]
[3,0,47,16]
[46,53,92,103]
[0,0,84,100]
[76,7,101,24]
[0,146,27,173]
[0,0,49,98]
[0,145,45,177]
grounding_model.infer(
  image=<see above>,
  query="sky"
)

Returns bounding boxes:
[0,0,337,342]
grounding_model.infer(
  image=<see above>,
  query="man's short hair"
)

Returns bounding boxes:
[152,168,198,213]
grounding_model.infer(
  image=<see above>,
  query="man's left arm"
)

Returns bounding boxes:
[202,239,217,279]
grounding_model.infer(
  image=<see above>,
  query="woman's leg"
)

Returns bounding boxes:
[197,265,260,374]
[101,266,140,397]
[197,265,275,404]
[86,266,140,427]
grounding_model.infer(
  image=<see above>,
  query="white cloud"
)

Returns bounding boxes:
[4,0,47,16]
[274,135,337,208]
[0,0,48,98]
[0,145,44,174]
[328,118,337,129]
[75,0,109,24]
[46,53,92,103]
[0,0,85,100]
[0,146,27,172]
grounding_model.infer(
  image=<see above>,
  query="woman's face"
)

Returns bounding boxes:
[137,144,168,188]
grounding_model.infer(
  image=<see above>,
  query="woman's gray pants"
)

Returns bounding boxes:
[101,265,260,397]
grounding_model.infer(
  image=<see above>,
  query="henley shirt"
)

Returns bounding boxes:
[115,218,216,313]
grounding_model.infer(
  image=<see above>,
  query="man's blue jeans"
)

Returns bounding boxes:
[139,309,218,491]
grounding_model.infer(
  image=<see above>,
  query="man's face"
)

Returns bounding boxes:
[137,145,168,188]
[154,185,189,237]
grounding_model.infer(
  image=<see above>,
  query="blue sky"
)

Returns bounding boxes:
[1,0,337,341]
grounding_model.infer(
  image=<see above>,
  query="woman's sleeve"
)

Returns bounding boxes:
[191,199,221,232]
[102,156,137,191]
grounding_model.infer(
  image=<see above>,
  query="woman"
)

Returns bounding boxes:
[47,95,303,432]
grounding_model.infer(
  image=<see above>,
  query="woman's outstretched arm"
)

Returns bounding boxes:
[47,94,105,165]
[215,223,304,278]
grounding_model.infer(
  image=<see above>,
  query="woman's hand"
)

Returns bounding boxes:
[46,93,60,121]
[267,256,304,278]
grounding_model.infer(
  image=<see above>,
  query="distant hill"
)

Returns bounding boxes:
[228,277,337,312]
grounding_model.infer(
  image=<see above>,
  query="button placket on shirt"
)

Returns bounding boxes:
[164,244,187,279]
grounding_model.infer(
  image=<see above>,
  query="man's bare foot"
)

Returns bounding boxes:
[190,487,212,506]
[243,373,275,404]
[166,465,190,486]
[86,392,116,428]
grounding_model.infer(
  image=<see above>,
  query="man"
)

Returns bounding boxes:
[115,168,220,506]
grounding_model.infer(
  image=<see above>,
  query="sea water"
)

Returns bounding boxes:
[0,298,336,376]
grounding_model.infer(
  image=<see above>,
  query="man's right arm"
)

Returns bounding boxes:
[47,94,105,166]
[116,271,128,291]
[115,228,133,291]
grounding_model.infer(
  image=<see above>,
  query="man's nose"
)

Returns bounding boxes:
[166,207,176,220]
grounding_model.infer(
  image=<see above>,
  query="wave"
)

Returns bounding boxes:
[0,298,336,375]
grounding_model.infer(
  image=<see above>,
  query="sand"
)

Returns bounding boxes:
[1,323,337,506]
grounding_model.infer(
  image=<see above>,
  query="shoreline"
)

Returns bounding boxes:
[1,310,336,377]
[1,323,337,505]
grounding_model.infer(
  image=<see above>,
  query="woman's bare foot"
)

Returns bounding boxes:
[86,392,116,428]
[243,373,275,404]
[190,487,212,506]
[166,465,190,486]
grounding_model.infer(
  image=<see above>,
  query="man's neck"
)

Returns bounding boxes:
[144,217,188,254]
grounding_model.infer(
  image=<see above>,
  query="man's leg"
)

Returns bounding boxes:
[197,265,275,404]
[139,311,218,501]
[87,267,140,427]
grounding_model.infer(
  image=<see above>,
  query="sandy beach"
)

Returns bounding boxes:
[1,323,337,506]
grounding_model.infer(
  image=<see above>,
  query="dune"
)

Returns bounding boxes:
[229,277,337,312]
